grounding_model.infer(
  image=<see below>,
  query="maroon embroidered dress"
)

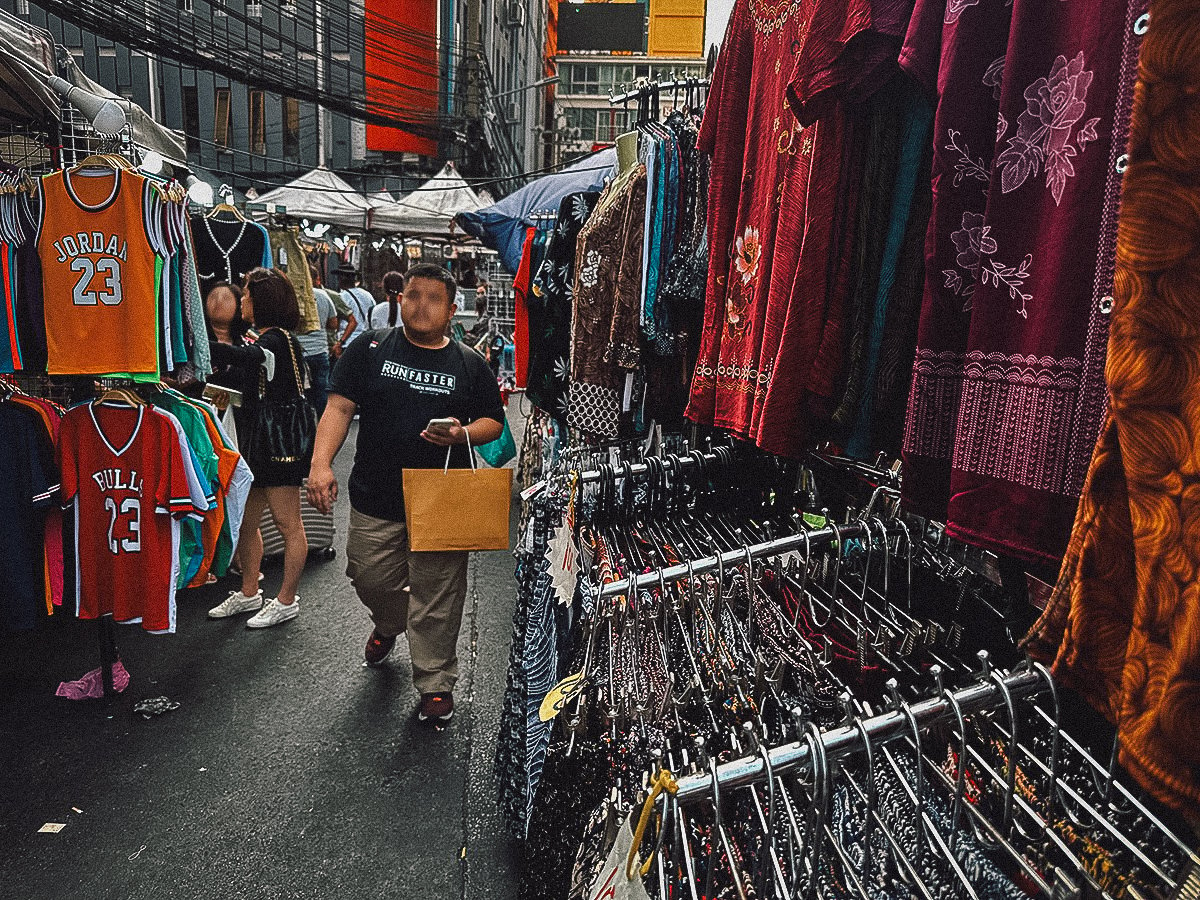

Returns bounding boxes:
[688,0,909,458]
[900,0,1145,564]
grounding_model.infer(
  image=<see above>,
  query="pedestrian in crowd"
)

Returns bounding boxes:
[202,281,260,404]
[307,262,505,723]
[208,268,313,628]
[204,281,247,348]
[368,270,405,329]
[337,265,374,351]
[312,263,357,361]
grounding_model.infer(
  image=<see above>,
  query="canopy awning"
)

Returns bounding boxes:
[0,8,186,162]
[369,161,487,235]
[454,149,616,273]
[254,167,375,231]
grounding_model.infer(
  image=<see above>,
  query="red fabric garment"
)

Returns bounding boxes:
[512,227,535,390]
[899,0,1145,564]
[687,0,909,458]
[58,405,199,633]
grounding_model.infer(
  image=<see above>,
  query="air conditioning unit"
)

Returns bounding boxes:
[505,2,525,27]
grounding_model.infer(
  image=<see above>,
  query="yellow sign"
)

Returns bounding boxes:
[648,0,706,58]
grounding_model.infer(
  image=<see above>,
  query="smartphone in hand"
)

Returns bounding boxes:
[426,417,457,435]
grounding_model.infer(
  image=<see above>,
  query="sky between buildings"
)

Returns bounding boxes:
[705,0,735,54]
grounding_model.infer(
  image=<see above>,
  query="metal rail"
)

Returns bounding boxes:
[673,668,1043,802]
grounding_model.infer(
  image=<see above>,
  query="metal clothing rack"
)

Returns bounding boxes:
[571,447,726,485]
[672,666,1043,801]
[596,518,887,600]
[608,76,710,108]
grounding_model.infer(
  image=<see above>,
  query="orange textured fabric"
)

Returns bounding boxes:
[1024,0,1200,810]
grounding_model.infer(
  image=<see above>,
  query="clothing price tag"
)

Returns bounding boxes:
[546,493,578,606]
[587,811,650,900]
[539,670,586,722]
[521,480,547,502]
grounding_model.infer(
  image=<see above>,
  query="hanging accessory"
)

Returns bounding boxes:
[201,213,249,284]
[243,329,317,465]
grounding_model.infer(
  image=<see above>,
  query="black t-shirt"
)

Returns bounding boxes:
[329,328,506,521]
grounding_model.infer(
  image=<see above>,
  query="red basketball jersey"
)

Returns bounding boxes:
[59,404,199,632]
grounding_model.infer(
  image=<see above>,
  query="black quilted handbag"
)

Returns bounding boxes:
[245,331,317,465]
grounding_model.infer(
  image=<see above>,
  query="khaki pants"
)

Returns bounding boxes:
[346,508,469,694]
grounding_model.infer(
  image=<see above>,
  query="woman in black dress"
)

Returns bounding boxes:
[206,268,310,629]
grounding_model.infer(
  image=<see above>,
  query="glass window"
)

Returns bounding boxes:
[213,87,231,148]
[249,90,266,155]
[283,97,300,160]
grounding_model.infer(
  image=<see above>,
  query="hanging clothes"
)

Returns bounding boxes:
[843,85,935,457]
[1026,0,1200,812]
[37,168,163,377]
[899,0,1147,564]
[58,401,210,633]
[686,0,910,458]
[268,226,321,333]
[567,165,647,439]
[512,227,535,391]
[0,398,58,631]
[528,192,601,421]
[190,212,273,298]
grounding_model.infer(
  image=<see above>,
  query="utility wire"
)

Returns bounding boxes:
[39,0,496,137]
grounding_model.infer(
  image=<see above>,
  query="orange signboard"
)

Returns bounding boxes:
[365,0,440,156]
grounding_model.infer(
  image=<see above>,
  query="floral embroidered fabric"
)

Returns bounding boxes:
[528,192,601,419]
[899,0,1147,564]
[567,166,647,439]
[1026,0,1200,812]
[686,0,911,458]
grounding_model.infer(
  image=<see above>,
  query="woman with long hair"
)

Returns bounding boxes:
[206,268,312,628]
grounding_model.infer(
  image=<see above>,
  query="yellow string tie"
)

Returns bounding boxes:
[625,768,679,880]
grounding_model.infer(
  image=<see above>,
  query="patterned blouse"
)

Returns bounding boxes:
[567,166,648,439]
[899,0,1147,564]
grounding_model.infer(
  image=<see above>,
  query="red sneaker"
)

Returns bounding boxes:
[418,693,454,723]
[364,629,397,667]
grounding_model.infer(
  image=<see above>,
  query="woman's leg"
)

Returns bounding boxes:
[237,487,269,597]
[264,485,307,605]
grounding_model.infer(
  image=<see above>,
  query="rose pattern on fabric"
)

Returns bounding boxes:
[945,130,990,186]
[983,56,1005,100]
[997,51,1103,204]
[943,211,1034,317]
[578,249,601,290]
[951,212,997,269]
[944,0,981,24]
[725,292,752,337]
[734,225,762,284]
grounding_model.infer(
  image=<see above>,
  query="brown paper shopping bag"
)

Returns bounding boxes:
[402,435,512,552]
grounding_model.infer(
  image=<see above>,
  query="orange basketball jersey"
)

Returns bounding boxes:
[36,168,160,375]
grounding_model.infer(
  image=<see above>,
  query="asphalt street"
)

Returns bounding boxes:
[0,410,525,900]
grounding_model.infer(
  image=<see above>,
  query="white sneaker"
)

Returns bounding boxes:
[208,589,264,619]
[246,597,300,629]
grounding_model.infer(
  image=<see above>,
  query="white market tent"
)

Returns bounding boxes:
[254,166,375,231]
[369,161,486,235]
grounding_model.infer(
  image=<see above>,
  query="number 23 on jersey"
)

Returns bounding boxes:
[37,168,160,375]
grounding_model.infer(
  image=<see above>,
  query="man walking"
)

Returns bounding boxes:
[307,263,505,723]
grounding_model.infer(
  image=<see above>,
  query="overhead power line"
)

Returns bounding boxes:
[38,0,497,139]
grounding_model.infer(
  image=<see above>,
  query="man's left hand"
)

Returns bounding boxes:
[421,417,466,446]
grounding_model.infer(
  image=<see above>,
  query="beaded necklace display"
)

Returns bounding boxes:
[200,215,249,283]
